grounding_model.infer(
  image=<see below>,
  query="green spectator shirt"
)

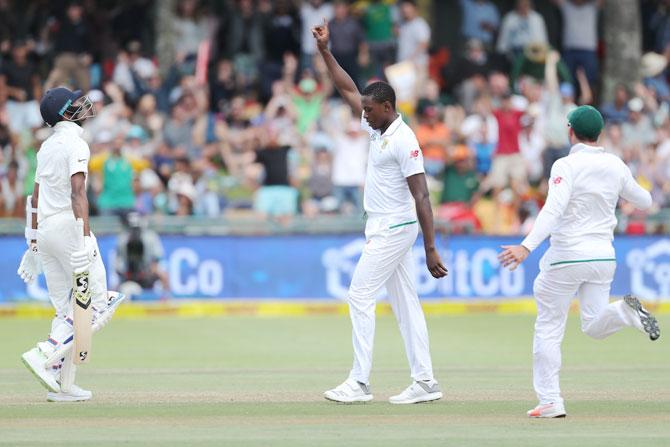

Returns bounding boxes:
[98,155,135,210]
[23,147,37,196]
[511,56,572,88]
[440,165,479,204]
[293,94,324,135]
[363,3,394,43]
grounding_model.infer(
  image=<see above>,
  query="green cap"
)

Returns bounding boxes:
[567,105,604,141]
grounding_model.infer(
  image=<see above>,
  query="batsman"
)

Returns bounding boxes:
[18,87,125,402]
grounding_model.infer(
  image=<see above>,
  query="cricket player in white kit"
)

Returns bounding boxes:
[18,87,125,402]
[312,20,449,404]
[499,105,661,418]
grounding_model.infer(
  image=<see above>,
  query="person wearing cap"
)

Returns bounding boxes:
[499,105,660,418]
[18,87,125,402]
[510,42,572,89]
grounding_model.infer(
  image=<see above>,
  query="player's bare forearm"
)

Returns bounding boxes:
[312,19,362,116]
[407,173,448,278]
[413,192,435,250]
[70,172,90,236]
[319,48,362,116]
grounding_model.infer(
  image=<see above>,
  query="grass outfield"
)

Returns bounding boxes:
[1,314,669,446]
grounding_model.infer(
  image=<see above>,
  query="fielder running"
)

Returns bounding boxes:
[18,87,125,402]
[313,20,448,404]
[499,105,661,418]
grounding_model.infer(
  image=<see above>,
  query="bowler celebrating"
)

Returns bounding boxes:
[499,106,660,418]
[18,87,124,402]
[313,20,448,404]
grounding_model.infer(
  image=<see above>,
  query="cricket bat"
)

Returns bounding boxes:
[72,218,92,364]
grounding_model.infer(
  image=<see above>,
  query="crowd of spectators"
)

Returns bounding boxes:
[0,0,669,235]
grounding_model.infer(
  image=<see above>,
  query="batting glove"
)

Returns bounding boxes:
[17,242,42,284]
[70,236,98,273]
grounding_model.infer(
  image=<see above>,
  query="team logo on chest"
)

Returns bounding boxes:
[381,138,389,150]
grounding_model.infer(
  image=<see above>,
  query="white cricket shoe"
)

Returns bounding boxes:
[324,378,373,403]
[527,402,567,418]
[21,347,60,393]
[47,384,92,402]
[389,380,443,404]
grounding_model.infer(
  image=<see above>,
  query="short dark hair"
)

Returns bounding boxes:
[362,81,396,109]
[573,131,598,143]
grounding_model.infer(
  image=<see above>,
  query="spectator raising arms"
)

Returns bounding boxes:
[488,91,527,191]
[0,0,665,237]
[553,0,603,88]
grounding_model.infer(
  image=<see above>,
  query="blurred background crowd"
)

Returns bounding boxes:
[0,0,669,235]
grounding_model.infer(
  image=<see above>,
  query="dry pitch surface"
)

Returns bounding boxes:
[1,314,669,446]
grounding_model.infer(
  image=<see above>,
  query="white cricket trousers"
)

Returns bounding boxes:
[38,211,108,344]
[347,214,435,385]
[533,261,644,405]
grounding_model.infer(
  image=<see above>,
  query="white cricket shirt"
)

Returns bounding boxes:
[522,143,652,266]
[361,114,425,218]
[36,121,90,222]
